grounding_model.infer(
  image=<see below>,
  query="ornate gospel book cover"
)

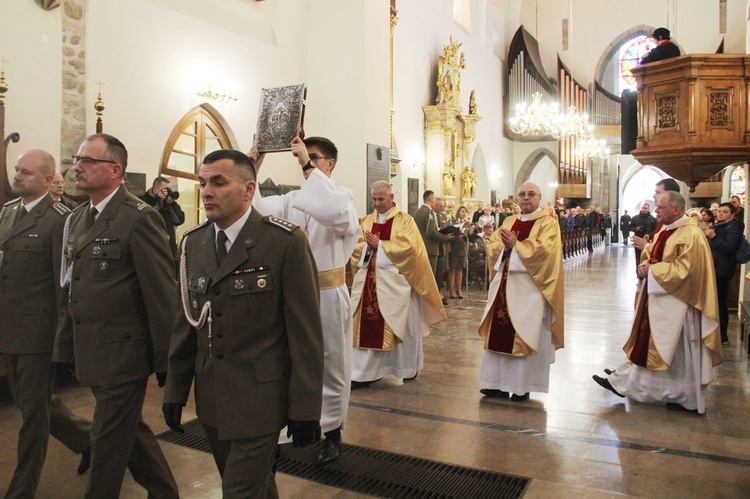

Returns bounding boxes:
[255,84,307,153]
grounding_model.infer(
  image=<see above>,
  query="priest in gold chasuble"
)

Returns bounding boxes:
[478,182,564,401]
[594,191,721,414]
[350,181,446,385]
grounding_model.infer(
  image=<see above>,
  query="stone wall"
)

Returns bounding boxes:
[60,0,86,193]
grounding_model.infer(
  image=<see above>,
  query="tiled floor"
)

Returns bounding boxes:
[1,244,749,497]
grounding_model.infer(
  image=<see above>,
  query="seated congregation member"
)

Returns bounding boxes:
[163,149,324,497]
[478,182,564,402]
[250,135,359,464]
[705,202,744,345]
[594,191,722,414]
[350,181,446,388]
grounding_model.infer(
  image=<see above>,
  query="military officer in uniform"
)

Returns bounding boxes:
[53,134,179,498]
[0,150,92,498]
[163,149,324,498]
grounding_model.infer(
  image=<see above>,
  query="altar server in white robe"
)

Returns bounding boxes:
[478,182,564,402]
[350,181,446,386]
[250,135,359,464]
[593,191,722,414]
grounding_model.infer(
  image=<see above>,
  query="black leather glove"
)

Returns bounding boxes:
[162,403,184,433]
[286,419,321,447]
[155,371,167,388]
[52,362,77,386]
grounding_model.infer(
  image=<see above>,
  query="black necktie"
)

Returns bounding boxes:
[217,230,228,265]
[85,207,97,231]
[14,206,27,227]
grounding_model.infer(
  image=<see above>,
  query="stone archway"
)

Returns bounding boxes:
[514,147,558,195]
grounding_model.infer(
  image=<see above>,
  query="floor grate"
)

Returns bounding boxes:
[157,419,530,498]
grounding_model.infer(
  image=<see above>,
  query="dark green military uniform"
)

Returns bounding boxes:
[165,208,324,497]
[53,185,178,498]
[0,193,91,498]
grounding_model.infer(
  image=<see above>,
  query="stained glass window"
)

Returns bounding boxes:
[618,36,656,93]
[731,165,746,207]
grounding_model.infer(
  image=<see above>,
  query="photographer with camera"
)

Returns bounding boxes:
[139,176,185,258]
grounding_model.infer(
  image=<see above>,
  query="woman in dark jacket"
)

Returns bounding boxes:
[447,205,474,299]
[706,202,744,344]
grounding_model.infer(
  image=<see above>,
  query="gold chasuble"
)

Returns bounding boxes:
[478,210,564,356]
[623,217,721,371]
[351,205,446,350]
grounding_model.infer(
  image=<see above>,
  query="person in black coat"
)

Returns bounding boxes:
[641,28,681,64]
[706,202,744,344]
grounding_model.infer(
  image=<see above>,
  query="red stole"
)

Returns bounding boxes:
[358,217,394,349]
[486,218,537,353]
[629,227,677,367]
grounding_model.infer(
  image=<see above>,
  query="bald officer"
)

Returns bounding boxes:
[0,150,91,498]
[54,134,178,498]
[163,149,324,497]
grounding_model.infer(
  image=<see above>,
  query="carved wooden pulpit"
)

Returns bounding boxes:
[631,55,750,191]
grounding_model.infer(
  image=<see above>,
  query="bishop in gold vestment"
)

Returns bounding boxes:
[350,181,445,384]
[478,182,564,400]
[594,192,721,414]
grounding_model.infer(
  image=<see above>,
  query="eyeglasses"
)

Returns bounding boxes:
[517,191,538,198]
[309,154,329,162]
[72,155,118,166]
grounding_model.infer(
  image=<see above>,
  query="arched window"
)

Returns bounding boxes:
[618,36,656,93]
[159,104,235,238]
[731,165,746,206]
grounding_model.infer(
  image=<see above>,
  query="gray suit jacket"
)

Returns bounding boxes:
[164,209,324,440]
[53,186,176,386]
[0,194,70,353]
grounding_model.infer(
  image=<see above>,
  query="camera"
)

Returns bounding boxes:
[164,188,180,200]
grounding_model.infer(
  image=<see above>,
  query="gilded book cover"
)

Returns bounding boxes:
[255,84,307,153]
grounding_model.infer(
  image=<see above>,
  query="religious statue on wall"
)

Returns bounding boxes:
[442,161,455,195]
[469,90,478,115]
[461,166,476,199]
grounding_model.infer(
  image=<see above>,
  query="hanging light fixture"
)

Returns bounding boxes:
[508,92,566,138]
[575,137,610,159]
[509,92,594,140]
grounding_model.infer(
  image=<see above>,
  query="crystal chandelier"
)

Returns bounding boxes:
[575,137,611,159]
[508,92,593,140]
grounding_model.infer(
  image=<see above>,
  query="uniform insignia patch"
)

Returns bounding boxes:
[136,202,148,211]
[99,262,109,272]
[92,246,102,256]
[52,202,71,215]
[256,276,267,289]
[265,216,298,233]
[93,238,118,244]
[233,278,246,290]
[231,266,270,275]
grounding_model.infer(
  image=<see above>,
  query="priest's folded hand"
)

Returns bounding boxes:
[162,403,185,433]
[286,419,321,447]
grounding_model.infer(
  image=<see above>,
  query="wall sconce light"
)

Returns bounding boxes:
[197,85,238,104]
[409,148,425,169]
[491,169,502,183]
[549,181,559,189]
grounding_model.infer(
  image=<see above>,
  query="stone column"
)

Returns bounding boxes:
[60,0,86,192]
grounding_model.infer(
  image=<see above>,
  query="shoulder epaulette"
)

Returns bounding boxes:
[182,219,212,238]
[265,215,298,233]
[52,202,71,215]
[3,197,21,207]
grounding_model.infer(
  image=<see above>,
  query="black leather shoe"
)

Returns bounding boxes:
[403,371,418,382]
[317,438,342,465]
[77,446,91,475]
[351,378,382,390]
[479,389,509,398]
[603,368,615,375]
[666,402,700,414]
[510,393,529,402]
[592,375,625,398]
[442,297,448,305]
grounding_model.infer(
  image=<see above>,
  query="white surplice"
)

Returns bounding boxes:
[254,168,359,434]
